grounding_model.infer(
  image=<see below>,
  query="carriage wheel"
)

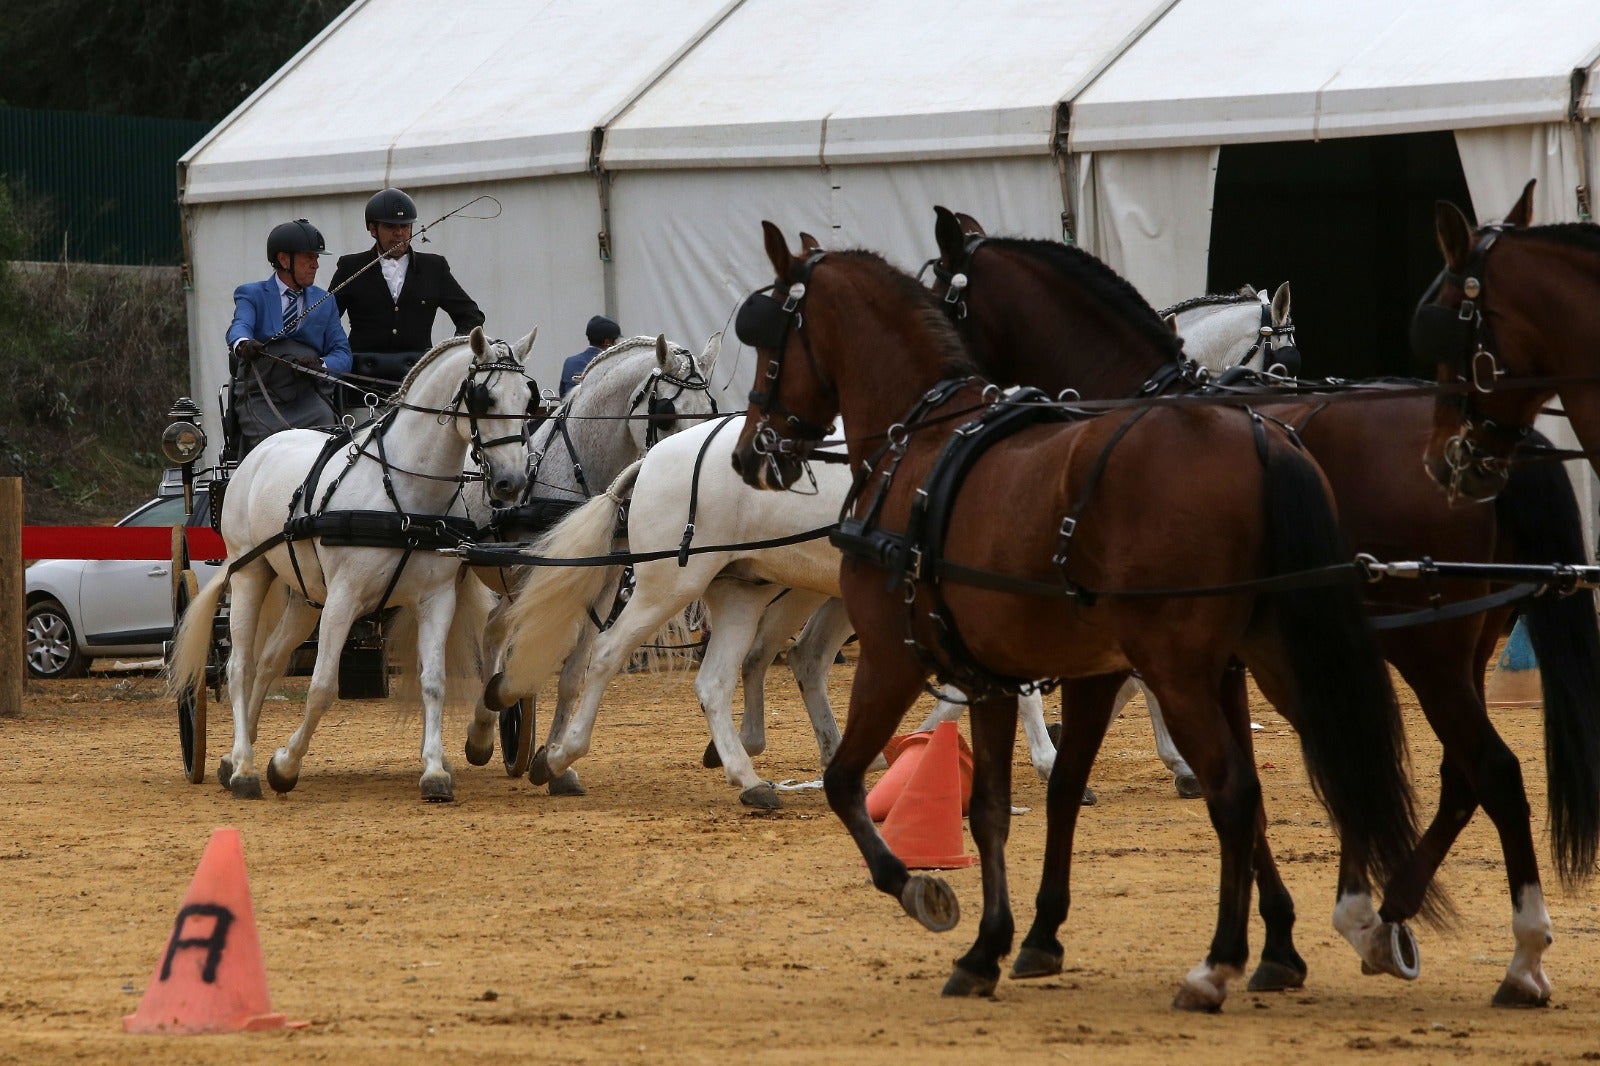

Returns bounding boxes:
[501,697,535,777]
[170,526,208,785]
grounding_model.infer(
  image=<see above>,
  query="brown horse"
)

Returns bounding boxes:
[1419,180,1600,500]
[930,206,1600,1006]
[730,223,1419,1008]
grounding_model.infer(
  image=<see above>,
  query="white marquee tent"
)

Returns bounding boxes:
[181,0,1600,527]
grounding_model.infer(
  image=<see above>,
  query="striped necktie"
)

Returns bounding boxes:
[282,288,301,327]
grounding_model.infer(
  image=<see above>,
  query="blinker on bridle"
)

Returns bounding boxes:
[918,233,988,322]
[735,251,836,454]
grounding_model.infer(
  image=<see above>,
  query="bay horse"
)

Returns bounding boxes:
[930,206,1600,1006]
[730,223,1420,1007]
[168,328,536,802]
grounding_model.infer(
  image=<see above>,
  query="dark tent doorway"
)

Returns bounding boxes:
[1206,132,1474,381]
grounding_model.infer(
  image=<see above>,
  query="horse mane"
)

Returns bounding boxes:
[1159,286,1258,318]
[390,334,475,397]
[572,334,691,386]
[1517,222,1600,257]
[988,238,1186,360]
[830,250,976,376]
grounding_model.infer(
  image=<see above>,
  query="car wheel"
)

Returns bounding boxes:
[25,601,89,679]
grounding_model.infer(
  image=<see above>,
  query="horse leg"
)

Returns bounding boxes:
[266,589,362,797]
[943,693,1019,997]
[1014,673,1126,980]
[541,625,592,796]
[727,588,825,765]
[411,585,459,802]
[242,590,318,743]
[1380,665,1549,1004]
[785,595,859,769]
[694,580,787,808]
[531,584,701,792]
[820,635,957,934]
[1144,679,1202,798]
[220,568,272,798]
[1140,668,1260,1012]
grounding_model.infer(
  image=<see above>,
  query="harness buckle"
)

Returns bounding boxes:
[1457,298,1477,322]
[1470,347,1502,394]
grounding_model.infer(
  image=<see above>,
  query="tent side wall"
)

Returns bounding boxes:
[608,157,1063,408]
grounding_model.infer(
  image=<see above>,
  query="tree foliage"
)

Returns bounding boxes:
[0,0,355,123]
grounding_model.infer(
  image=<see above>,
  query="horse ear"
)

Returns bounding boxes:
[699,331,722,374]
[799,231,822,252]
[762,220,794,278]
[511,326,537,361]
[654,333,668,367]
[1271,281,1291,325]
[1504,178,1536,227]
[933,206,965,262]
[468,325,489,360]
[1434,201,1474,271]
[954,211,986,236]
[1162,313,1179,335]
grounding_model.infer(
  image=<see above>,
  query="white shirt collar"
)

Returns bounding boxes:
[379,251,409,302]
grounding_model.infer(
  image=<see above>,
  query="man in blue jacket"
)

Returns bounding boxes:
[559,315,621,397]
[226,218,353,457]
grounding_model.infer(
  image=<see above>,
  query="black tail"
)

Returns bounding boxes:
[1260,443,1422,895]
[1497,448,1600,886]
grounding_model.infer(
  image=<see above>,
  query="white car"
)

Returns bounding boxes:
[24,480,221,678]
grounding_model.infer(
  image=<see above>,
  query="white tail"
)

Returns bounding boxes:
[496,460,644,695]
[164,570,229,698]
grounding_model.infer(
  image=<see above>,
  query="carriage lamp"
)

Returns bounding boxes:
[161,397,207,466]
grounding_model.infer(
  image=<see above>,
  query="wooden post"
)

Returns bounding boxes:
[0,477,22,716]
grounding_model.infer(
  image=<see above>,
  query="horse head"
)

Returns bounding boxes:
[457,325,537,503]
[1416,180,1543,502]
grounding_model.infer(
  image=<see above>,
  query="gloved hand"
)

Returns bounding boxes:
[234,338,266,363]
[291,353,324,370]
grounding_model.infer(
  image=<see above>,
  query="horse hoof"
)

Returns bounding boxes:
[1172,983,1226,1013]
[230,774,263,800]
[1174,773,1204,799]
[739,783,782,810]
[702,741,723,769]
[217,757,235,790]
[1247,959,1307,992]
[548,769,587,797]
[1491,974,1551,1008]
[421,776,455,803]
[1081,786,1098,806]
[464,732,494,767]
[1012,945,1065,980]
[265,759,298,795]
[899,874,959,933]
[527,746,553,786]
[941,965,998,998]
[1360,922,1420,981]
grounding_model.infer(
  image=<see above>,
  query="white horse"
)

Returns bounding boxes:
[465,333,721,788]
[168,328,536,801]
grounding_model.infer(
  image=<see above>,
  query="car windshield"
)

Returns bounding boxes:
[119,496,190,528]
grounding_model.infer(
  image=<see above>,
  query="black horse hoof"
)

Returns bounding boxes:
[464,731,494,767]
[1247,959,1307,992]
[1012,945,1065,979]
[1491,975,1551,1008]
[942,965,998,997]
[230,774,263,800]
[218,757,235,790]
[420,775,455,803]
[739,783,781,810]
[1081,785,1098,806]
[528,746,554,786]
[1175,773,1204,799]
[265,759,298,795]
[548,769,587,796]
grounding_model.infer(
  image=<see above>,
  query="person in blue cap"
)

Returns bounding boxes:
[559,315,622,397]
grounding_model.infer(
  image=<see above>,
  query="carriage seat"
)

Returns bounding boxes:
[349,350,426,397]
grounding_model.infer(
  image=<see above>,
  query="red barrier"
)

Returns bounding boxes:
[21,526,226,561]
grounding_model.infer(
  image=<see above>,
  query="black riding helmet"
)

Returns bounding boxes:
[366,187,418,225]
[266,218,326,268]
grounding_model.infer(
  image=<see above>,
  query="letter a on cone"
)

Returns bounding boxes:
[124,827,305,1034]
[878,721,978,870]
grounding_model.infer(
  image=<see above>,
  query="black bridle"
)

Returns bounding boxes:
[1238,299,1301,376]
[734,251,837,462]
[1409,225,1534,494]
[626,353,718,448]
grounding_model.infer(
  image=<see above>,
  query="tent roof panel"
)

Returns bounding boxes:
[603,0,1176,168]
[1072,0,1600,151]
[182,0,739,203]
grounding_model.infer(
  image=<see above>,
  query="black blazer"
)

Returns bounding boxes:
[331,247,485,353]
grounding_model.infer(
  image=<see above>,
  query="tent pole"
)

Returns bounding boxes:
[591,126,619,320]
[1053,102,1078,245]
[1571,68,1593,223]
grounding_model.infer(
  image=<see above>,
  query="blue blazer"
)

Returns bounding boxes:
[560,346,599,397]
[226,277,353,375]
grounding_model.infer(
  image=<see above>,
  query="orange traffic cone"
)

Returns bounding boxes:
[124,827,306,1035]
[878,721,979,869]
[868,726,974,821]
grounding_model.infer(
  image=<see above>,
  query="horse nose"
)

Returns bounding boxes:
[493,470,527,502]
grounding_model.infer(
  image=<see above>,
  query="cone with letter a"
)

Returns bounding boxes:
[878,721,979,870]
[124,827,305,1034]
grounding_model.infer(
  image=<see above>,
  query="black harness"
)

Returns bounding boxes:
[735,251,838,457]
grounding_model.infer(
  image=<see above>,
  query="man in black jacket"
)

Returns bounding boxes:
[331,187,486,391]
